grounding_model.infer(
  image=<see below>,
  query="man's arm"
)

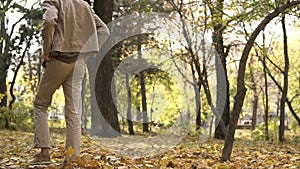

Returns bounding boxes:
[93,14,110,48]
[42,0,59,60]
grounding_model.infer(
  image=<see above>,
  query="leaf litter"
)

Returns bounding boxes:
[0,129,299,168]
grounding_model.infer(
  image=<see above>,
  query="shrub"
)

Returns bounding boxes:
[0,102,34,131]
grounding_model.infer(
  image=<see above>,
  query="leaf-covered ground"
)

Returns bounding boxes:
[0,129,299,169]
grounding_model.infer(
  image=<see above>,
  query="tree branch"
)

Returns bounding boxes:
[9,40,30,110]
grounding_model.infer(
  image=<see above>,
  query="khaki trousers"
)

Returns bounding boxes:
[33,56,85,156]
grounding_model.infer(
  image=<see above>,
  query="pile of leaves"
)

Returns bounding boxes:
[0,129,299,168]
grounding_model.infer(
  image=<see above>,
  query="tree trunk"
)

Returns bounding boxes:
[140,71,149,133]
[126,73,135,135]
[90,0,121,137]
[214,52,229,139]
[210,0,230,140]
[0,13,8,108]
[0,72,7,107]
[195,84,201,130]
[257,32,270,140]
[221,1,300,161]
[263,51,269,140]
[189,63,201,130]
[251,90,258,131]
[0,11,11,128]
[249,57,258,131]
[279,15,289,142]
[137,36,149,133]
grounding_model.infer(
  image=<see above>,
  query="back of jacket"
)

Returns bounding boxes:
[42,0,109,55]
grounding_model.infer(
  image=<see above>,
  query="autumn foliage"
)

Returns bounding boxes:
[0,129,299,168]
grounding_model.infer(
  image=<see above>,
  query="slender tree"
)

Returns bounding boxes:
[221,1,300,161]
[208,0,230,139]
[262,48,270,140]
[136,35,150,133]
[279,14,289,142]
[248,56,259,131]
[125,73,135,135]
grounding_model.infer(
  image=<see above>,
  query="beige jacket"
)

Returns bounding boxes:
[42,0,110,55]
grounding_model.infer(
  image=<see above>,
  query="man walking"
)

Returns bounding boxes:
[28,0,109,165]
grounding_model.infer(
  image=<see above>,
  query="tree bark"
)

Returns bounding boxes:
[195,82,201,130]
[0,8,11,128]
[262,50,270,141]
[189,63,201,130]
[126,73,135,135]
[209,0,230,140]
[137,35,149,133]
[221,1,300,161]
[90,0,121,137]
[249,57,258,131]
[0,12,8,108]
[279,15,289,142]
[256,32,270,140]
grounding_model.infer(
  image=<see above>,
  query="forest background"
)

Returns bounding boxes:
[0,0,300,168]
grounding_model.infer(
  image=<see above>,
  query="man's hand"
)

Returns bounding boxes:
[42,54,51,68]
[43,54,51,61]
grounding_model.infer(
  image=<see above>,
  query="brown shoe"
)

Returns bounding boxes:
[28,153,51,165]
